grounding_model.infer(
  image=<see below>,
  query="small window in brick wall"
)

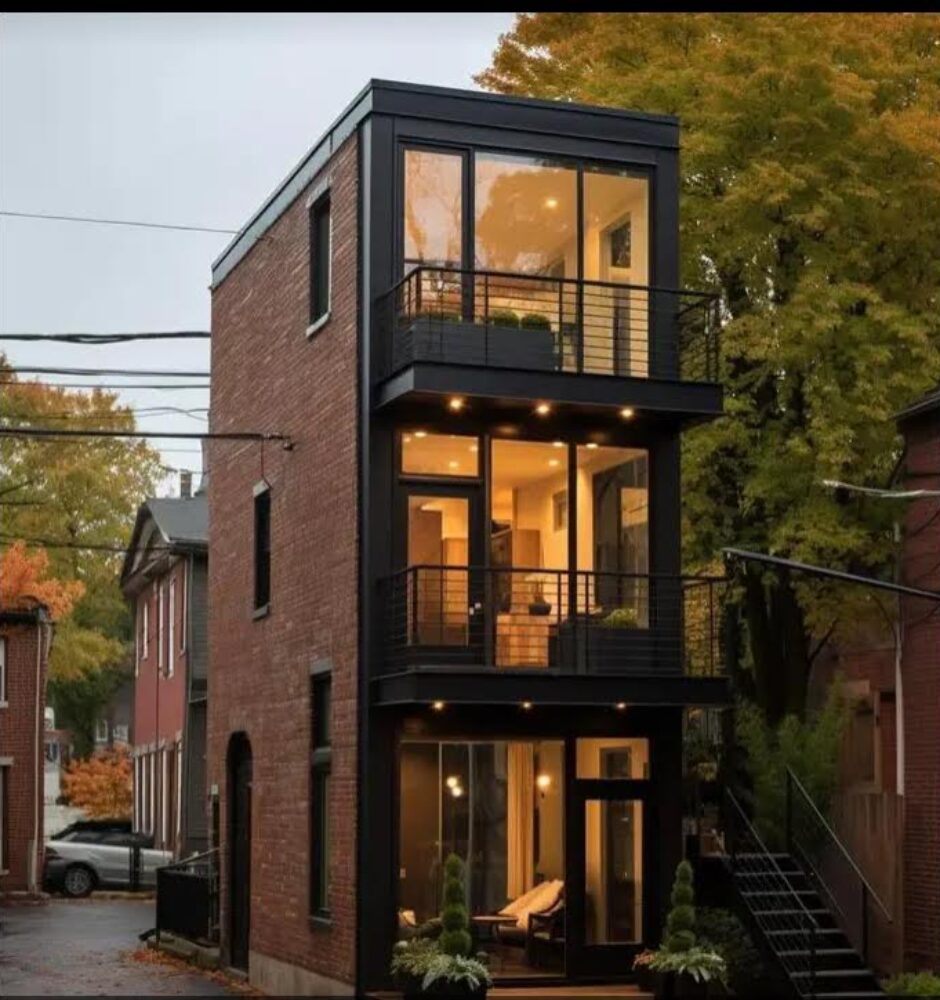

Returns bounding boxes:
[310,672,332,919]
[253,484,271,614]
[309,193,331,330]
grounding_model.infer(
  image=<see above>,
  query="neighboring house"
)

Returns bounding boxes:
[92,678,134,750]
[0,605,53,895]
[207,81,729,995]
[121,487,208,857]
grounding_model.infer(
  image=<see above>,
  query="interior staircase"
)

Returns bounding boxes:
[724,781,889,1000]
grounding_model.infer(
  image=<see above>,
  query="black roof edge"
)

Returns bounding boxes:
[211,79,679,290]
[896,386,940,425]
[0,606,50,626]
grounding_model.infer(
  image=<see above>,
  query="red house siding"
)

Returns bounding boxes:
[208,134,359,992]
[0,619,50,894]
[899,415,940,971]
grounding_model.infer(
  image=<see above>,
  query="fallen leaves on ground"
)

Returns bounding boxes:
[125,947,262,994]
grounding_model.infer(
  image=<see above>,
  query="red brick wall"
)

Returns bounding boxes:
[899,414,940,970]
[0,622,48,893]
[208,134,359,987]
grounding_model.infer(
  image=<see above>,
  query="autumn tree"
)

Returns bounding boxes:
[1,360,161,749]
[0,541,83,618]
[480,14,940,722]
[61,748,133,819]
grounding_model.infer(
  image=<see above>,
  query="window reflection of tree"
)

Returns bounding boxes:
[405,151,462,269]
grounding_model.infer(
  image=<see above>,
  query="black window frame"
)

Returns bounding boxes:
[310,671,332,922]
[308,191,332,332]
[253,484,271,616]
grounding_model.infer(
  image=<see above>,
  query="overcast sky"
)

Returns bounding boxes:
[0,12,514,494]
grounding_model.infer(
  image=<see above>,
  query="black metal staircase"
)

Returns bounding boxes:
[724,784,887,999]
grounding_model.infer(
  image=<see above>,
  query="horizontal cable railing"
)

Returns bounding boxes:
[786,769,892,967]
[380,566,726,675]
[725,790,820,998]
[376,266,720,384]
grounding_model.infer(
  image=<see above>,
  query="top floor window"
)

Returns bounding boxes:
[404,148,462,272]
[309,193,331,329]
[254,484,271,614]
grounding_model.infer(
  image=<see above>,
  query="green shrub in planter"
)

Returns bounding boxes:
[601,607,640,629]
[664,860,696,953]
[519,312,552,330]
[696,908,762,994]
[439,854,472,957]
[884,971,940,996]
[487,309,520,327]
[420,954,492,997]
[391,938,441,994]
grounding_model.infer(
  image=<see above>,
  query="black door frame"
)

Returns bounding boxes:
[227,733,252,972]
[565,769,653,978]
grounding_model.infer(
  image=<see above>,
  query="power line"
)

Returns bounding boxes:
[0,209,239,236]
[0,426,290,445]
[0,531,174,555]
[0,381,211,390]
[0,331,210,344]
[3,407,209,420]
[3,366,210,378]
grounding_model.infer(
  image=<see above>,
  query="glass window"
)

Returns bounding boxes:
[584,798,643,944]
[254,486,271,612]
[310,194,331,324]
[576,737,650,779]
[398,740,564,976]
[582,168,650,376]
[310,673,332,917]
[404,149,463,270]
[401,432,479,477]
[576,445,649,625]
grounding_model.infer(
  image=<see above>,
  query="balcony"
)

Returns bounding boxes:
[374,567,730,707]
[373,267,723,423]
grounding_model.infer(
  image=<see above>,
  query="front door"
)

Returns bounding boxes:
[568,776,652,977]
[227,734,252,972]
[398,482,486,663]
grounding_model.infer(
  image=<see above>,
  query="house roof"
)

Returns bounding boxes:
[211,79,680,289]
[120,495,207,590]
[896,384,940,424]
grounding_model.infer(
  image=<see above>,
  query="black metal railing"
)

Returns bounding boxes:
[155,849,219,946]
[786,769,892,965]
[380,566,726,675]
[725,789,820,998]
[376,266,720,383]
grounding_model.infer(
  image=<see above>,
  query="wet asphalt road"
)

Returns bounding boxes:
[0,897,233,996]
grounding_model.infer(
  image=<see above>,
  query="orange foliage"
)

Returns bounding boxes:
[62,748,132,819]
[0,541,84,619]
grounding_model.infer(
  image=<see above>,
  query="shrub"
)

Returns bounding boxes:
[600,607,639,629]
[439,853,472,957]
[884,972,940,996]
[487,308,519,327]
[697,907,762,993]
[649,946,727,985]
[421,954,492,994]
[664,860,696,953]
[519,312,552,330]
[391,938,440,982]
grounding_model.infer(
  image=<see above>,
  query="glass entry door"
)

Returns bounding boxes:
[568,777,651,976]
[398,482,485,662]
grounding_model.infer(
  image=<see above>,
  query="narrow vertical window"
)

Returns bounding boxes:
[0,638,6,703]
[179,565,187,653]
[309,194,331,328]
[254,485,271,613]
[310,672,332,918]
[158,585,165,672]
[143,595,150,660]
[0,766,7,872]
[168,577,176,678]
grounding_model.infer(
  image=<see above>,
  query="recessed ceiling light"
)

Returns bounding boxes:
[535,403,551,416]
[469,444,478,453]
[521,701,533,710]
[445,775,459,789]
[415,430,427,439]
[451,785,464,798]
[432,701,445,711]
[403,435,413,444]
[615,702,627,711]
[586,442,599,450]
[548,459,560,468]
[552,440,565,449]
[544,197,559,210]
[620,407,635,420]
[448,460,459,470]
[448,397,465,412]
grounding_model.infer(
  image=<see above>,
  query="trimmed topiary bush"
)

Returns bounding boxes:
[519,312,552,330]
[664,860,696,953]
[439,853,473,957]
[487,308,520,328]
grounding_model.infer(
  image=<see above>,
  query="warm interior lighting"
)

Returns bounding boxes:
[448,460,459,470]
[448,397,465,412]
[543,196,559,210]
[548,458,560,468]
[450,784,464,798]
[445,775,459,789]
[620,407,635,420]
[431,701,445,711]
[535,402,551,416]
[586,442,599,450]
[552,440,565,448]
[414,430,427,439]
[521,701,533,710]
[536,773,552,792]
[615,702,627,711]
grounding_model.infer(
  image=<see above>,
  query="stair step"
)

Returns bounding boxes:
[813,994,884,999]
[778,948,858,959]
[793,969,877,980]
[767,926,845,936]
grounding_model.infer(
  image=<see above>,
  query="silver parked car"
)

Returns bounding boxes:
[44,827,173,897]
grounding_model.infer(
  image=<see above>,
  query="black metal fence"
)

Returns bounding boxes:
[381,566,727,676]
[376,266,721,384]
[155,849,219,946]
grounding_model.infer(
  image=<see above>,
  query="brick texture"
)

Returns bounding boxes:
[207,134,359,987]
[0,621,49,893]
[899,415,940,970]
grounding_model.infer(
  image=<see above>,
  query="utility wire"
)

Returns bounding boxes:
[0,331,210,343]
[3,366,210,378]
[0,426,290,444]
[0,209,239,236]
[0,531,175,555]
[0,381,211,390]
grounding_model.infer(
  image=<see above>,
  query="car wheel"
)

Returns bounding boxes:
[62,864,96,898]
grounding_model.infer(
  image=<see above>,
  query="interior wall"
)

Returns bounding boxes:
[535,742,564,881]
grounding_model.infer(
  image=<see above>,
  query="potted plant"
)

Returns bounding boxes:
[646,861,726,998]
[391,855,492,999]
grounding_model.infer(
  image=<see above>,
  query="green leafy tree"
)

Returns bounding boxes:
[479,14,940,722]
[0,360,161,750]
[439,853,472,957]
[664,860,697,953]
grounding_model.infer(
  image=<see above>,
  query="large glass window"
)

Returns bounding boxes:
[584,798,643,944]
[404,148,463,270]
[398,740,564,977]
[401,432,480,478]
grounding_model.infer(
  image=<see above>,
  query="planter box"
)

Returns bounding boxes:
[407,317,558,371]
